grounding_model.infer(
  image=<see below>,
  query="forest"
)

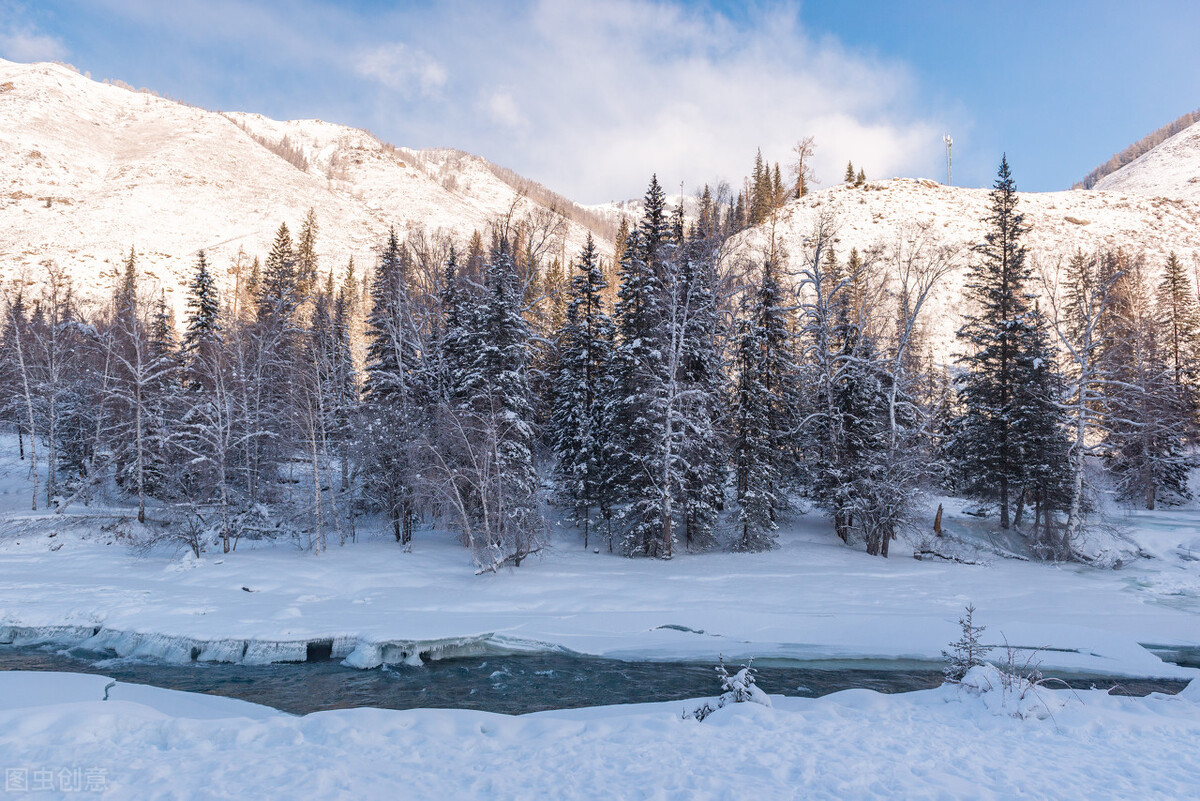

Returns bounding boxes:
[1,158,1196,571]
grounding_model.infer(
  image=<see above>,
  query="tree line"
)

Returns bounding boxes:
[1,160,1196,567]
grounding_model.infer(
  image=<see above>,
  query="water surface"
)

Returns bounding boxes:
[0,646,1186,715]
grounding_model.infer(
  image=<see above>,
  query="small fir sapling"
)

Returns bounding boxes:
[942,604,992,681]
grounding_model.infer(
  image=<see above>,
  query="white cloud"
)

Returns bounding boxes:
[363,0,953,201]
[0,23,68,63]
[354,41,446,98]
[54,0,956,202]
[480,88,526,130]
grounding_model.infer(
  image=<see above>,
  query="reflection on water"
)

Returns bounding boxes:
[0,645,1187,716]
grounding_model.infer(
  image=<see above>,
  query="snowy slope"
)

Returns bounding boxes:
[1,670,1198,799]
[732,178,1200,356]
[0,59,606,313]
[1095,118,1200,200]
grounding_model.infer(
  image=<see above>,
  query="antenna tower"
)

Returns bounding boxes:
[943,134,953,186]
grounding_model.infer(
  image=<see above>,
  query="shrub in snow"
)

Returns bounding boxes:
[686,657,772,721]
[958,663,1067,720]
[941,604,992,681]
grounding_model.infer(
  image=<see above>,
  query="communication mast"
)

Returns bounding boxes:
[943,134,953,186]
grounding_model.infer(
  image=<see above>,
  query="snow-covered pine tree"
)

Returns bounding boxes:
[175,250,239,552]
[668,236,725,552]
[552,234,615,549]
[732,311,779,551]
[753,258,801,497]
[1009,303,1072,554]
[328,284,357,499]
[247,222,302,501]
[1101,252,1193,509]
[798,228,888,544]
[104,248,178,522]
[951,156,1043,530]
[14,267,83,507]
[942,604,992,681]
[363,229,425,545]
[610,179,670,557]
[0,290,32,464]
[439,237,541,570]
[872,228,959,555]
[1042,249,1119,551]
[182,250,220,391]
[144,291,179,500]
[797,224,912,555]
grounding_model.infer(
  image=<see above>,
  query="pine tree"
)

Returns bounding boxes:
[100,249,180,522]
[673,234,725,551]
[144,291,178,499]
[1101,253,1193,508]
[1157,251,1200,428]
[806,244,891,550]
[611,217,630,291]
[1048,249,1119,550]
[257,223,300,329]
[183,251,220,390]
[750,149,771,225]
[610,177,675,556]
[855,168,866,187]
[296,207,319,304]
[456,237,541,569]
[249,222,302,500]
[753,258,801,488]
[844,160,855,184]
[941,604,991,681]
[952,156,1048,530]
[363,229,424,545]
[1010,304,1071,553]
[552,235,615,548]
[732,311,779,551]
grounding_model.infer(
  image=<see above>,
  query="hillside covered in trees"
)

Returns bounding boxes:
[3,157,1197,571]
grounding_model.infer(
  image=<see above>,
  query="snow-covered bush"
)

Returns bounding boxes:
[686,657,772,721]
[941,604,992,681]
[958,663,1067,720]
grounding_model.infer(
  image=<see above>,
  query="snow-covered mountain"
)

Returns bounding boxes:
[733,178,1200,355]
[4,55,1200,354]
[1094,118,1200,200]
[0,59,609,312]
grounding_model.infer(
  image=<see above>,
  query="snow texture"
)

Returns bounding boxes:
[0,59,608,320]
[0,669,1198,799]
[732,177,1200,362]
[1095,118,1200,200]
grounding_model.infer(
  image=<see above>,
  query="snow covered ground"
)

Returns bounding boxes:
[1,669,1198,799]
[0,439,1197,680]
[1095,117,1200,201]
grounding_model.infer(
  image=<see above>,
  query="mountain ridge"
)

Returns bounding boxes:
[0,58,608,312]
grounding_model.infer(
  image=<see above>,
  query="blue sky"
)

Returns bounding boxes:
[3,0,1198,203]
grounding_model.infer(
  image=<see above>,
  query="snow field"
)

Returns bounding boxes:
[0,670,1197,799]
[0,508,1197,679]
